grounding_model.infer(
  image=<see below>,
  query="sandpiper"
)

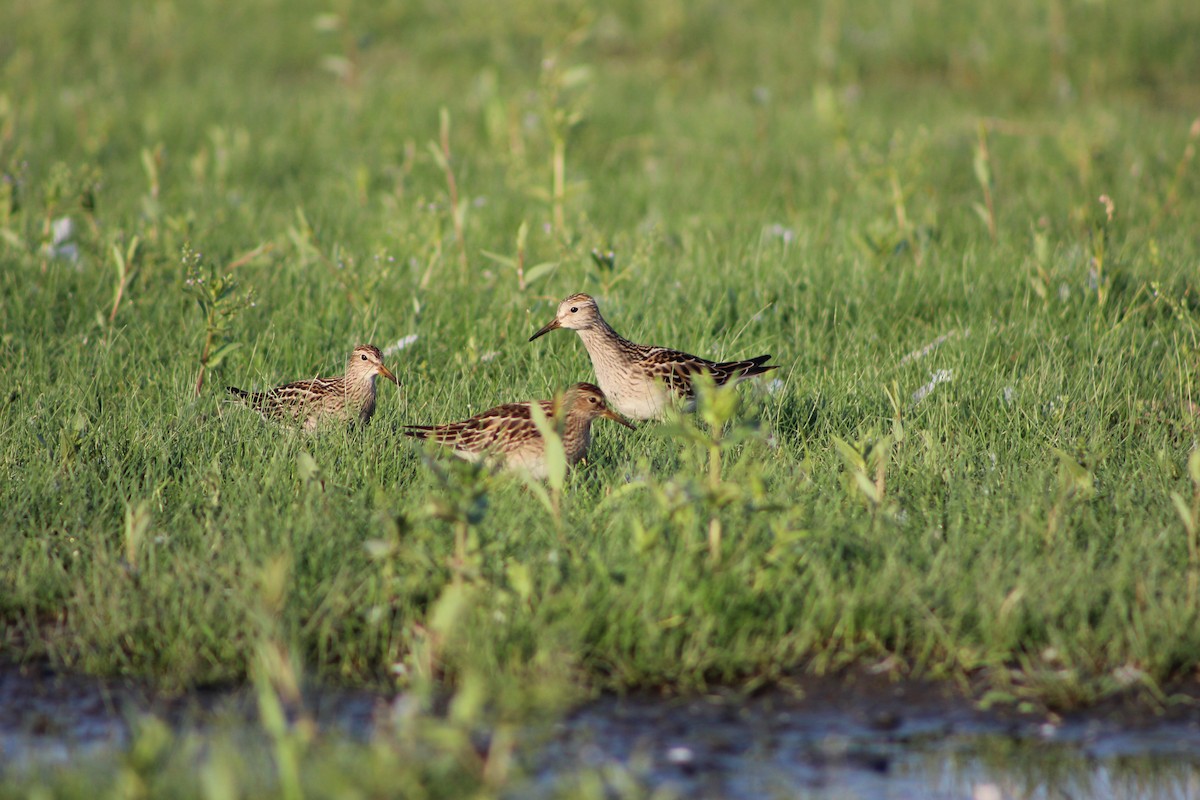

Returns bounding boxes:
[227,344,399,431]
[529,293,777,420]
[402,382,634,479]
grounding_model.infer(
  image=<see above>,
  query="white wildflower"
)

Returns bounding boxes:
[51,216,74,245]
[1112,664,1147,688]
[43,216,79,263]
[765,223,795,244]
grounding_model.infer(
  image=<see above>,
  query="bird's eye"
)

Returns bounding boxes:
[569,306,578,313]
[361,354,368,361]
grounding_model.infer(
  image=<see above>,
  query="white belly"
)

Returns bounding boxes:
[591,360,671,420]
[504,448,548,480]
[606,382,671,420]
[579,329,678,421]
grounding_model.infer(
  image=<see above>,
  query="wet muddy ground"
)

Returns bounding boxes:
[3,662,1199,798]
[539,673,1200,799]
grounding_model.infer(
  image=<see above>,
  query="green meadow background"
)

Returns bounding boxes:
[2,0,1200,793]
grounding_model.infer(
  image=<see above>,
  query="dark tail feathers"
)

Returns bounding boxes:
[725,354,778,379]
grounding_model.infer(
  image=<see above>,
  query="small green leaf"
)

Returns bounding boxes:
[866,435,893,470]
[296,451,322,485]
[205,341,242,369]
[854,471,881,504]
[521,478,554,516]
[1188,449,1200,485]
[1171,491,1196,536]
[140,147,159,184]
[506,561,533,603]
[978,689,1017,710]
[363,539,396,559]
[631,518,657,553]
[831,435,866,472]
[1052,448,1094,499]
[561,65,592,89]
[429,581,470,637]
[480,250,516,269]
[972,150,991,188]
[449,670,486,725]
[426,140,449,173]
[522,261,559,285]
[111,243,127,277]
[529,402,566,492]
[667,424,710,449]
[698,380,738,429]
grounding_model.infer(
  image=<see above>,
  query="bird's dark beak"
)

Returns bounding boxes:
[529,317,561,342]
[378,364,400,387]
[602,407,636,430]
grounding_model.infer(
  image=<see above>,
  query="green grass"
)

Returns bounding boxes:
[3,0,1200,793]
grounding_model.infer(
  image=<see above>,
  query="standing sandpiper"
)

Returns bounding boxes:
[529,293,778,420]
[402,382,634,479]
[227,344,399,431]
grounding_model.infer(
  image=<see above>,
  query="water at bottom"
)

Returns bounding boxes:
[3,664,1199,799]
[530,682,1200,799]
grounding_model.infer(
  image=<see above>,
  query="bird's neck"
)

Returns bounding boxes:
[561,416,594,466]
[346,373,378,413]
[576,317,626,357]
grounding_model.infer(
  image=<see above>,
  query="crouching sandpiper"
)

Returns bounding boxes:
[227,344,399,431]
[402,382,633,479]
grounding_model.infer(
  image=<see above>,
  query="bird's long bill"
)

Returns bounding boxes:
[378,364,401,386]
[528,317,561,342]
[603,407,636,430]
